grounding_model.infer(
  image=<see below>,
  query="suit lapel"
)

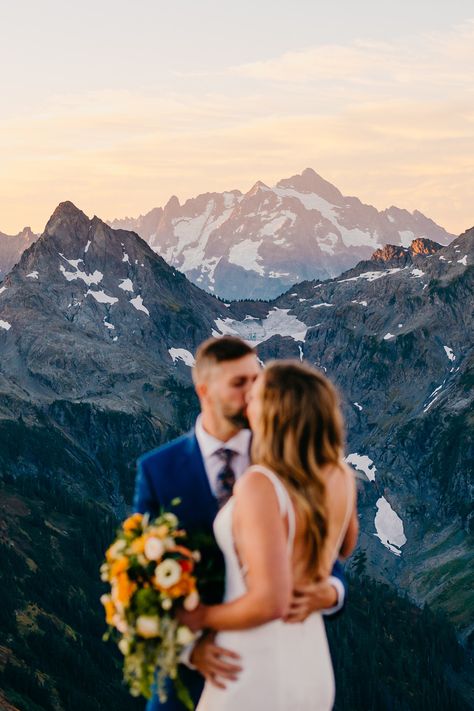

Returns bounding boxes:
[181,430,218,526]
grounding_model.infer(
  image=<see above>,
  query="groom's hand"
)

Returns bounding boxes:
[285,580,338,623]
[190,632,242,689]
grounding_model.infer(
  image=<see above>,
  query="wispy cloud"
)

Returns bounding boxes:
[0,21,473,234]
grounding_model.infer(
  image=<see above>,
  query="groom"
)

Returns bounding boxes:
[134,336,347,710]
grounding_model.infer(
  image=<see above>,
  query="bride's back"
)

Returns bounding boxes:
[247,359,357,585]
[290,461,356,584]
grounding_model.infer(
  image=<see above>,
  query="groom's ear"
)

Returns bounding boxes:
[195,381,208,401]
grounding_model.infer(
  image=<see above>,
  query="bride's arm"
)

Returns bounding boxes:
[339,480,358,560]
[180,471,292,632]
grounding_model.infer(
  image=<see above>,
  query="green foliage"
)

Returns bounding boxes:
[327,575,472,711]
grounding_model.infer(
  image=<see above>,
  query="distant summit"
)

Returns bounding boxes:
[0,225,38,279]
[109,168,456,300]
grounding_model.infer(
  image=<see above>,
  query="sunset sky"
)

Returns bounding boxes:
[1,1,473,235]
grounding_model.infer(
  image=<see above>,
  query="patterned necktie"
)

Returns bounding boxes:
[215,448,236,509]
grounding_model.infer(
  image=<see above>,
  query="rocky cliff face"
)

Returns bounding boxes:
[0,202,230,505]
[0,227,37,279]
[109,168,455,300]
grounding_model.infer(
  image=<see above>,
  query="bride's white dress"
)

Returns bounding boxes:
[197,465,345,711]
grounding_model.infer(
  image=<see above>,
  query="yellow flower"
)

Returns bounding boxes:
[130,536,146,555]
[123,513,143,533]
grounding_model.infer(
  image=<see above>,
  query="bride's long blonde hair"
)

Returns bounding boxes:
[251,360,345,576]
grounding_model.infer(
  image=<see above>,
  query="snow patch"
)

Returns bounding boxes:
[84,240,91,253]
[374,497,407,556]
[130,295,150,316]
[213,307,308,346]
[26,271,38,279]
[353,402,363,411]
[86,289,118,305]
[352,300,368,306]
[228,239,264,275]
[383,333,395,340]
[443,346,455,362]
[103,318,115,330]
[59,256,103,286]
[0,286,7,295]
[0,319,11,331]
[457,255,468,266]
[311,302,333,309]
[344,453,376,482]
[119,278,134,292]
[410,268,424,277]
[122,252,130,264]
[169,348,196,367]
[338,268,402,284]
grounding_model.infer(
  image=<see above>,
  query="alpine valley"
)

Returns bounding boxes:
[0,200,472,711]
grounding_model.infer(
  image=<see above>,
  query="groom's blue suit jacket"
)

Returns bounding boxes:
[134,429,347,711]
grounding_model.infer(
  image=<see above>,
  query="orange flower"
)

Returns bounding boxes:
[123,513,143,533]
[130,536,146,555]
[165,574,197,599]
[104,599,116,625]
[110,557,129,578]
[116,572,137,605]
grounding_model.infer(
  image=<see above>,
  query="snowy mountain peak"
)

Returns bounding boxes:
[107,168,456,300]
[276,168,344,205]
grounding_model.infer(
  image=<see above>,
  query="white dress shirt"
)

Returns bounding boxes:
[195,414,252,495]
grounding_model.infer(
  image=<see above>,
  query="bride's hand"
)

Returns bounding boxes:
[177,603,208,632]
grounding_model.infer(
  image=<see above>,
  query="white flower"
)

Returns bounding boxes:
[118,638,130,655]
[163,512,178,527]
[136,615,160,638]
[161,597,173,611]
[155,559,181,589]
[192,550,201,563]
[177,626,195,646]
[144,537,165,561]
[183,591,200,611]
[113,615,128,634]
[107,539,126,559]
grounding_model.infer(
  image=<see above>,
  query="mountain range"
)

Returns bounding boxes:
[109,168,456,299]
[0,202,472,709]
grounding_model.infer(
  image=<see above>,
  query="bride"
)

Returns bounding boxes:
[179,360,358,710]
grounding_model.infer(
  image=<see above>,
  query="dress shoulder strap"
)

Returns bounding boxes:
[246,465,296,552]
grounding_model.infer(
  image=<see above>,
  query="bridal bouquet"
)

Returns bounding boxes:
[100,508,201,709]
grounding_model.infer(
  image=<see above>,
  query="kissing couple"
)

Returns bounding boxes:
[134,336,358,710]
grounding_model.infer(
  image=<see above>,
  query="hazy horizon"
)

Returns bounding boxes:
[1,1,473,235]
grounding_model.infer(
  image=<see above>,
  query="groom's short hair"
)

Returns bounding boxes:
[193,336,254,382]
